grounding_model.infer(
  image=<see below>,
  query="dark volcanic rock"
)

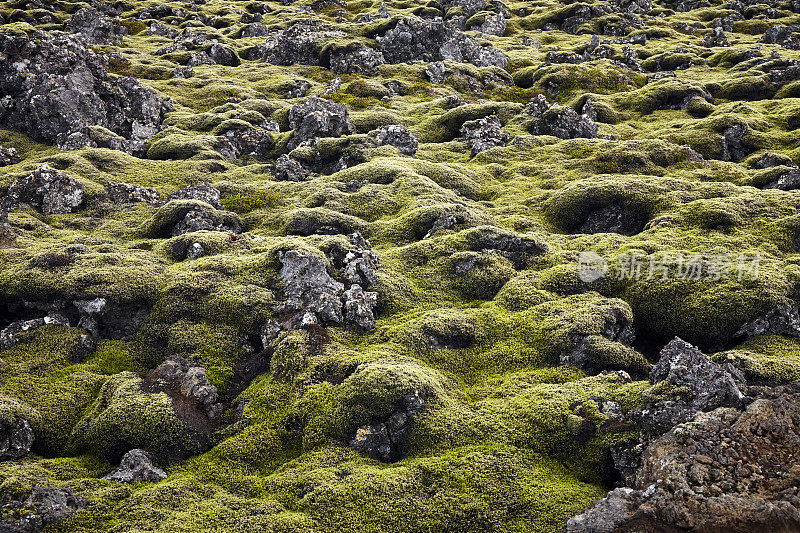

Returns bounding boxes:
[68,7,127,45]
[4,488,89,533]
[526,96,598,139]
[349,390,424,462]
[578,204,646,236]
[735,303,800,339]
[568,384,800,533]
[0,415,34,460]
[287,97,355,150]
[255,21,345,65]
[329,45,386,75]
[0,31,172,155]
[0,145,20,166]
[460,115,509,156]
[102,449,167,483]
[4,164,84,215]
[629,337,744,442]
[370,124,419,156]
[107,182,161,205]
[167,184,223,210]
[274,154,310,181]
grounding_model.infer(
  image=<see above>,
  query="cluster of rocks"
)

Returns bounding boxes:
[460,115,509,156]
[0,297,148,351]
[564,337,800,532]
[0,31,172,155]
[349,390,424,462]
[261,233,380,348]
[144,355,224,420]
[0,144,20,166]
[0,487,89,533]
[68,7,127,45]
[525,96,598,139]
[155,28,240,67]
[287,97,355,151]
[760,25,800,50]
[3,164,84,216]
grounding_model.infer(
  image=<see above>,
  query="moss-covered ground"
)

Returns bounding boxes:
[3,0,800,531]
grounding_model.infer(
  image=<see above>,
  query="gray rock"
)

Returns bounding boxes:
[274,154,310,181]
[526,95,598,139]
[0,313,70,350]
[107,182,161,205]
[68,7,126,45]
[760,25,800,50]
[629,337,744,441]
[477,13,507,36]
[460,115,509,156]
[439,33,509,68]
[276,250,346,326]
[735,303,800,339]
[704,27,730,47]
[167,184,222,210]
[0,417,34,460]
[0,144,20,166]
[578,204,646,236]
[254,21,346,65]
[0,32,172,155]
[150,356,223,419]
[343,284,378,330]
[287,97,355,150]
[329,45,386,75]
[23,488,89,529]
[369,124,418,156]
[186,242,205,259]
[4,164,84,215]
[440,0,487,18]
[102,449,167,483]
[349,391,424,462]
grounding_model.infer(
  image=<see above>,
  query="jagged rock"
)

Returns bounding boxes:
[349,391,424,462]
[440,0,487,17]
[735,303,800,339]
[275,250,346,327]
[0,417,34,460]
[207,43,240,66]
[149,356,223,419]
[343,284,378,329]
[629,337,744,442]
[704,27,730,47]
[107,182,161,205]
[569,385,800,533]
[167,184,222,210]
[760,25,800,50]
[147,21,178,38]
[611,0,652,13]
[68,7,126,45]
[171,207,237,236]
[578,204,646,236]
[4,164,84,216]
[274,154,310,181]
[0,145,20,166]
[0,488,89,533]
[220,123,276,157]
[287,97,355,150]
[242,22,269,38]
[186,242,205,259]
[329,45,386,75]
[753,152,797,169]
[254,21,346,65]
[378,16,450,63]
[460,115,509,156]
[439,33,509,68]
[102,449,167,483]
[0,31,172,155]
[721,123,749,161]
[369,124,418,156]
[526,96,598,139]
[477,13,507,36]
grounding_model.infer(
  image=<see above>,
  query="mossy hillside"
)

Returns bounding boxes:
[3,0,800,530]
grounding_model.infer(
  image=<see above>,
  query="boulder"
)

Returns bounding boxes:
[274,154,310,181]
[287,97,355,150]
[107,182,161,205]
[4,164,84,215]
[102,448,167,483]
[68,7,126,45]
[349,390,424,462]
[369,124,419,156]
[0,31,172,155]
[526,96,598,139]
[166,184,222,210]
[0,144,20,166]
[460,115,509,156]
[329,45,386,75]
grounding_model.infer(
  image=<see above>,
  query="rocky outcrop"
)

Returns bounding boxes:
[329,45,386,75]
[167,184,223,210]
[369,124,419,156]
[102,449,167,483]
[3,164,84,216]
[349,390,424,462]
[567,384,800,533]
[0,415,34,460]
[526,96,598,139]
[0,488,89,533]
[0,144,20,166]
[274,154,310,181]
[261,233,380,346]
[68,7,127,45]
[0,31,172,155]
[107,182,161,205]
[287,97,355,150]
[460,115,509,156]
